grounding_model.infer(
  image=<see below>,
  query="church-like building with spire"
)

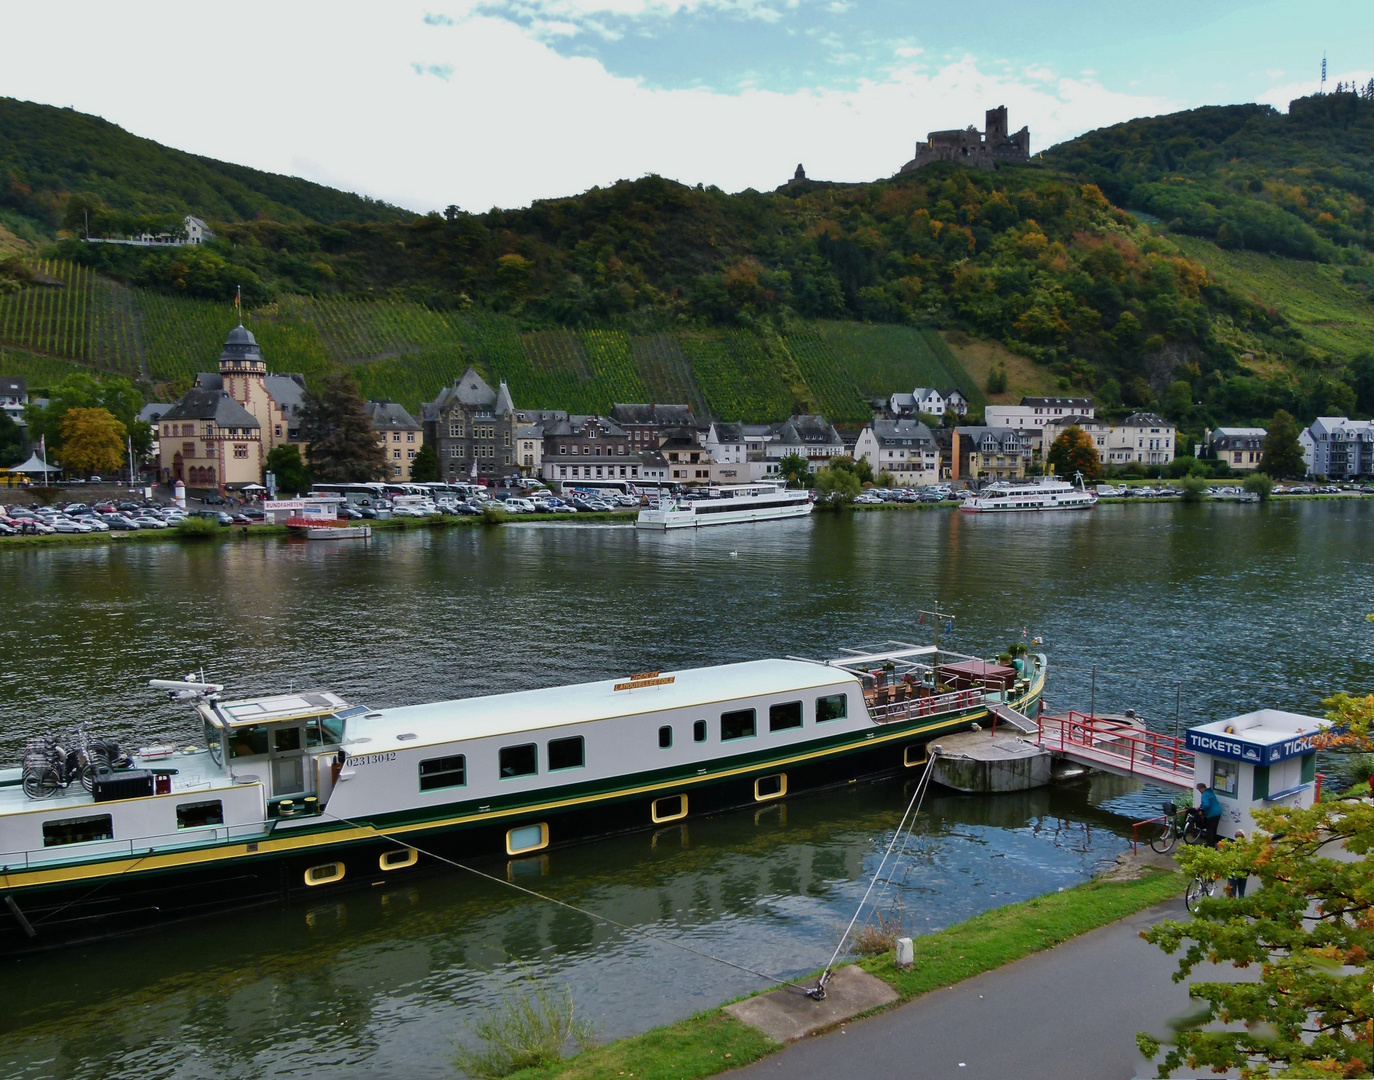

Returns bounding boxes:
[155,325,309,490]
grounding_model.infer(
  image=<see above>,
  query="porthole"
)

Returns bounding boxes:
[651,793,688,823]
[904,743,929,767]
[506,822,549,855]
[754,773,786,801]
[304,861,345,886]
[379,848,418,871]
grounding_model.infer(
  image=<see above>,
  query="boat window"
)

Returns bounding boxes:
[306,715,346,747]
[769,701,803,732]
[693,720,707,743]
[500,743,538,778]
[273,726,302,753]
[658,725,672,749]
[176,800,224,829]
[721,708,756,741]
[42,814,114,847]
[229,725,269,758]
[203,716,223,765]
[419,755,466,791]
[548,736,584,771]
[816,694,848,722]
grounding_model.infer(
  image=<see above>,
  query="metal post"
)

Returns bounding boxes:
[1089,665,1096,720]
[1173,681,1182,740]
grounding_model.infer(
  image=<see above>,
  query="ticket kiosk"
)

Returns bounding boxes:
[1185,709,1321,834]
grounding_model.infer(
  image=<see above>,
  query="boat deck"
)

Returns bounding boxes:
[0,748,234,819]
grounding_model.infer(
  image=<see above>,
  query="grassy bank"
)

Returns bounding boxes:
[498,868,1183,1080]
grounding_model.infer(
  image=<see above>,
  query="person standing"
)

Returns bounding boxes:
[1196,780,1223,847]
[1226,830,1248,898]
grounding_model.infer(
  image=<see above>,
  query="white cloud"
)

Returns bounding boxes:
[0,1,1179,213]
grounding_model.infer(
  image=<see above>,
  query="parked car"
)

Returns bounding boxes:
[200,494,227,505]
[52,518,94,533]
[104,515,140,531]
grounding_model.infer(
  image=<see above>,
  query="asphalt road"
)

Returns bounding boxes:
[730,898,1250,1080]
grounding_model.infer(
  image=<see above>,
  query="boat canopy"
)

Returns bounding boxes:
[204,691,353,729]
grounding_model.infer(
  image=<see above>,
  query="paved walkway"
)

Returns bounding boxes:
[730,898,1249,1080]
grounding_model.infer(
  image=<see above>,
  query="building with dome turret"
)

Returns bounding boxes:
[156,325,310,490]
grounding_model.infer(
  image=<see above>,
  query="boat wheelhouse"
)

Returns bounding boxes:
[0,644,1045,955]
[959,475,1097,514]
[636,481,812,529]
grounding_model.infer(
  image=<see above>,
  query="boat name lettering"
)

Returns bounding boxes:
[614,676,676,691]
[350,752,398,766]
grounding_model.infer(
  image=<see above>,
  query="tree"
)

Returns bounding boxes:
[776,452,812,489]
[813,463,861,507]
[410,442,440,483]
[986,363,1008,395]
[0,412,23,467]
[1178,474,1209,501]
[58,407,126,476]
[1139,694,1373,1079]
[1046,425,1101,479]
[1262,410,1305,478]
[299,371,389,483]
[25,372,152,458]
[1242,472,1274,500]
[264,444,311,496]
[826,454,874,485]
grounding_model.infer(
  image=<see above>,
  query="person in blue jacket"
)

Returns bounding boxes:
[1196,781,1223,847]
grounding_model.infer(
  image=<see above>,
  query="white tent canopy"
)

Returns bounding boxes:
[8,452,60,476]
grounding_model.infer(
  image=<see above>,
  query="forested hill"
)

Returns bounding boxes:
[1043,92,1374,261]
[0,96,410,239]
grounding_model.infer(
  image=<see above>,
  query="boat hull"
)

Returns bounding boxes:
[636,503,813,529]
[0,683,1039,957]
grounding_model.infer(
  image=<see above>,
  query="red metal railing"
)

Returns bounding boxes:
[1130,813,1169,855]
[1038,710,1195,781]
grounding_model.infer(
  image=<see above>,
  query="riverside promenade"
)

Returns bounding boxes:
[730,897,1250,1080]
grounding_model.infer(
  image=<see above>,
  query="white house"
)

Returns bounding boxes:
[1103,412,1176,466]
[854,419,940,486]
[1042,414,1110,461]
[1302,416,1374,478]
[889,387,970,419]
[766,415,845,462]
[704,421,746,464]
[985,396,1095,434]
[0,378,27,425]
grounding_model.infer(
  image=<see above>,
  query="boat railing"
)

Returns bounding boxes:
[867,687,983,725]
[0,820,269,871]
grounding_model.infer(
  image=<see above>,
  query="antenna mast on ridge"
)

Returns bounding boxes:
[1321,52,1327,94]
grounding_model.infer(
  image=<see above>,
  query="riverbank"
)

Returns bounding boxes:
[497,867,1184,1080]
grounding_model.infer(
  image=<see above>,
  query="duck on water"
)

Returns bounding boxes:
[0,642,1046,955]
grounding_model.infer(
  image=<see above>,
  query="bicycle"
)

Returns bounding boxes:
[1148,801,1205,854]
[1185,873,1220,913]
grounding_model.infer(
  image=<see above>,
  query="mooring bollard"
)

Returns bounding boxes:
[895,937,914,969]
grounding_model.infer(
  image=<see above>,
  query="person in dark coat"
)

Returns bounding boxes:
[1196,781,1223,847]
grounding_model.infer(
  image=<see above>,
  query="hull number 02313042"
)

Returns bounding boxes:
[349,752,397,766]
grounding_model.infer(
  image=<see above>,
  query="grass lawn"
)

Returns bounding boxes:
[498,869,1183,1080]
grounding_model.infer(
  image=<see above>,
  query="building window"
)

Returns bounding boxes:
[499,743,538,778]
[233,444,248,459]
[275,425,282,438]
[769,701,803,732]
[504,431,511,446]
[721,708,756,741]
[449,447,459,458]
[393,432,401,443]
[547,736,584,771]
[407,449,415,460]
[419,755,466,791]
[407,432,415,442]
[393,449,401,460]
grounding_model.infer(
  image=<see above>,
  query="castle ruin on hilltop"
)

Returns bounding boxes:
[900,106,1030,173]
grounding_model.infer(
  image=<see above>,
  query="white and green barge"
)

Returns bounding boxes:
[0,644,1045,955]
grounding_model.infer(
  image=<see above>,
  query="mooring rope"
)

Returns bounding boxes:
[807,751,939,999]
[322,810,821,996]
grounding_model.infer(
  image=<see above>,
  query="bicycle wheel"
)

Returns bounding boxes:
[1185,876,1216,913]
[1149,824,1177,854]
[1183,818,1205,845]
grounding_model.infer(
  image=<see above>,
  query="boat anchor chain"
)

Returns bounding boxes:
[806,969,831,1000]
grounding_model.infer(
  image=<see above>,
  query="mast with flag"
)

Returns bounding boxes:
[235,285,242,321]
[39,434,49,482]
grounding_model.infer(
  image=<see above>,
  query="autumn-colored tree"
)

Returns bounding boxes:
[58,407,126,476]
[1046,425,1101,479]
[1139,695,1373,1078]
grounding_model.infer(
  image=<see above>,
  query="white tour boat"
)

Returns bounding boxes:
[959,475,1097,514]
[0,643,1045,955]
[636,481,813,529]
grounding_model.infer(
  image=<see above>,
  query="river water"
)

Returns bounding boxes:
[0,501,1370,1079]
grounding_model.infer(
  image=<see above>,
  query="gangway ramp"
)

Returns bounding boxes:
[1036,711,1195,790]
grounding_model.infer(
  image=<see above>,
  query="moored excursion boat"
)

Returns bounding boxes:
[959,474,1097,514]
[0,643,1044,956]
[636,481,812,529]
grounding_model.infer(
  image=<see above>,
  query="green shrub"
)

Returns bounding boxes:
[1179,474,1210,501]
[174,516,219,538]
[451,977,593,1079]
[1243,472,1274,500]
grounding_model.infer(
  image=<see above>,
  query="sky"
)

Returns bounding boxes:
[1,1,1372,213]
